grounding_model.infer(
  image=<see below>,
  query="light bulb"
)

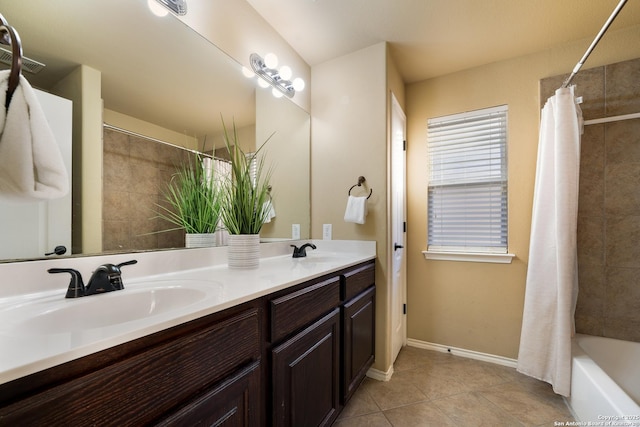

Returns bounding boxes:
[293,78,305,91]
[264,53,278,69]
[241,66,254,78]
[257,78,270,89]
[272,87,284,98]
[279,65,292,80]
[148,0,169,16]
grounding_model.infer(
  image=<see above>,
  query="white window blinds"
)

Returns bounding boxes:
[427,105,508,253]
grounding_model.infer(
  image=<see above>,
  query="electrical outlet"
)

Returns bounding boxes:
[323,224,332,240]
[292,224,300,240]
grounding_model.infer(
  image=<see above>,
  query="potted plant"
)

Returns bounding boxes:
[155,152,224,248]
[219,120,273,268]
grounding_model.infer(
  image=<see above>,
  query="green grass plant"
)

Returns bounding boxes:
[219,120,273,235]
[155,153,223,234]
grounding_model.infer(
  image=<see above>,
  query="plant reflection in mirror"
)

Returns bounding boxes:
[154,151,224,234]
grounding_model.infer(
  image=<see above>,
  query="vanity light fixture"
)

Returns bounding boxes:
[151,0,187,16]
[249,53,305,99]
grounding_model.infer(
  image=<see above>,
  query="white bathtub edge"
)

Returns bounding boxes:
[569,335,640,424]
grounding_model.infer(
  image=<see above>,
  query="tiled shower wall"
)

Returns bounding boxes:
[540,57,640,343]
[102,128,192,252]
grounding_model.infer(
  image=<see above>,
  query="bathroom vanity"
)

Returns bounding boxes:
[0,241,375,426]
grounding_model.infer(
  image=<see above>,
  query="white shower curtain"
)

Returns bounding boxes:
[517,86,582,397]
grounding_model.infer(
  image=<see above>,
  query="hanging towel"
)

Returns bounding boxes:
[517,87,581,397]
[344,195,368,224]
[262,199,276,223]
[0,70,69,201]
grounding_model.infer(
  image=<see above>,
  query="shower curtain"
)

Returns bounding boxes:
[517,86,582,397]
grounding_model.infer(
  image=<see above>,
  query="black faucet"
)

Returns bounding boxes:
[291,243,317,258]
[48,260,137,298]
[48,268,86,298]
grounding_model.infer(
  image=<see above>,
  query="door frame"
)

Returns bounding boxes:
[389,93,407,363]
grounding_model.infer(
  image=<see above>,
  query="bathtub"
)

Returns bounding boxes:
[568,334,640,425]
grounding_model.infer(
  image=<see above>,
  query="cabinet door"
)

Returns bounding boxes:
[272,309,340,427]
[157,361,260,427]
[342,286,375,403]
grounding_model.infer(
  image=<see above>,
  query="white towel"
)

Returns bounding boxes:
[262,199,276,223]
[344,195,367,224]
[0,70,69,201]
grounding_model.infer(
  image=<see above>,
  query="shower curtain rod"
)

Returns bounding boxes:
[584,111,640,126]
[103,123,214,158]
[561,0,628,88]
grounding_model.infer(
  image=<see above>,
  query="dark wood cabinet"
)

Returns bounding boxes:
[157,361,261,427]
[270,276,341,343]
[272,309,340,427]
[0,260,376,426]
[342,286,375,402]
[0,304,262,426]
[269,260,376,425]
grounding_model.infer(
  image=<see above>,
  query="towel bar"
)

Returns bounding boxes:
[0,13,23,110]
[348,176,372,199]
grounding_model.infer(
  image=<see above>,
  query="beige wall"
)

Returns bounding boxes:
[256,89,311,240]
[405,25,640,359]
[311,43,388,371]
[312,42,405,373]
[52,65,103,255]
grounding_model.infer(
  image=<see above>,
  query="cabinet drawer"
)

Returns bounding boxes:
[157,361,261,427]
[0,308,261,426]
[270,276,340,342]
[342,261,375,301]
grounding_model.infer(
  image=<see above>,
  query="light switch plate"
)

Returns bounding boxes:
[323,224,332,240]
[292,224,300,240]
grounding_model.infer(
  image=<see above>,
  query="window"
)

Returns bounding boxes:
[425,105,512,262]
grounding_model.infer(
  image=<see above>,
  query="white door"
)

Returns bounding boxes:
[390,94,407,362]
[0,89,72,259]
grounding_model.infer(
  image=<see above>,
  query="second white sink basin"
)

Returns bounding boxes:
[1,281,222,336]
[292,252,347,266]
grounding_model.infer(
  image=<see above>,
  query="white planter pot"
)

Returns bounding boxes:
[185,233,218,248]
[227,234,260,269]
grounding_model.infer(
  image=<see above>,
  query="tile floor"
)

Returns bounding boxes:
[335,346,575,426]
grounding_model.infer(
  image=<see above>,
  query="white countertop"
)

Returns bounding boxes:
[0,240,376,385]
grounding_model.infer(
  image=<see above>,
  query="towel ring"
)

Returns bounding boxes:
[348,176,373,200]
[0,14,23,110]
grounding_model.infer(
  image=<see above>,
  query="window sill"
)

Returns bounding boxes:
[422,251,515,264]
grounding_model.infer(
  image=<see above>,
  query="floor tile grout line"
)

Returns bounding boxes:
[336,346,573,425]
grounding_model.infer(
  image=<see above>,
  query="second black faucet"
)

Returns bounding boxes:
[291,243,317,258]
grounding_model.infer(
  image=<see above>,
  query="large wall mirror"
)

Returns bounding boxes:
[0,0,310,262]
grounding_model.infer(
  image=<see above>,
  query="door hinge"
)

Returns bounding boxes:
[403,140,407,151]
[403,221,407,233]
[403,303,407,315]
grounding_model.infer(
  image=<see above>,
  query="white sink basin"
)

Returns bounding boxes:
[292,252,346,265]
[0,280,222,336]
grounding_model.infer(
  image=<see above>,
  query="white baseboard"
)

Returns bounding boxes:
[366,365,394,382]
[406,338,518,368]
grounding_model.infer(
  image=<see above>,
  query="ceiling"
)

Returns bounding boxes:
[246,0,640,83]
[2,0,638,138]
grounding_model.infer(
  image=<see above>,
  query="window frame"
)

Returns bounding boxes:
[423,105,514,264]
